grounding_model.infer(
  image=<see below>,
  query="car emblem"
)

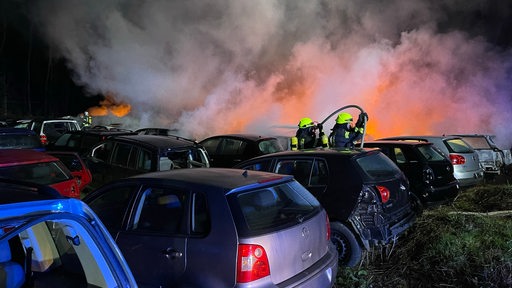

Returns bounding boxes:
[302,226,310,239]
[400,184,406,191]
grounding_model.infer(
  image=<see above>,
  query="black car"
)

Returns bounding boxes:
[234,147,417,267]
[364,140,460,208]
[83,168,338,287]
[199,134,285,167]
[84,135,210,191]
[47,128,137,156]
[0,127,44,151]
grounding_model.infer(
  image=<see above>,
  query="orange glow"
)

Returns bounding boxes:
[87,93,131,117]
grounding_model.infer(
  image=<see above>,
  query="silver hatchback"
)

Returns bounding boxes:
[83,168,338,287]
[379,135,484,187]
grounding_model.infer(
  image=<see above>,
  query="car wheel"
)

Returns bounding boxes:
[409,192,424,216]
[330,222,362,267]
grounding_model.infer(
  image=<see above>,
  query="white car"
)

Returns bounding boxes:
[14,118,81,146]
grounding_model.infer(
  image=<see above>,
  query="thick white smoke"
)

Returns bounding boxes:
[31,0,512,147]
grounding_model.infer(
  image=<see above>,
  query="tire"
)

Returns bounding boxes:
[330,222,362,267]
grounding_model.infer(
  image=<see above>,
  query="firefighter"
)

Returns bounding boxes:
[329,112,368,148]
[291,117,325,150]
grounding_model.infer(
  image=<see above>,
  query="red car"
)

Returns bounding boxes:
[47,151,92,193]
[0,149,80,198]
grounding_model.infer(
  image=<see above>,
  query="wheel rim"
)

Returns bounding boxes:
[332,232,351,264]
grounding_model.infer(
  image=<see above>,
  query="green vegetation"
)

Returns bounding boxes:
[335,183,512,288]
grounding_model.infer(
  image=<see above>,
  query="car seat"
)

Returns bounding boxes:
[0,240,25,288]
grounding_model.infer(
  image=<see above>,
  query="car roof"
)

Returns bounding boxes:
[200,134,279,142]
[0,149,58,167]
[60,129,136,136]
[129,167,293,193]
[378,135,462,141]
[365,140,433,147]
[112,134,199,148]
[238,147,381,160]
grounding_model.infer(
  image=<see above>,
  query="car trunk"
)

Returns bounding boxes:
[239,210,330,285]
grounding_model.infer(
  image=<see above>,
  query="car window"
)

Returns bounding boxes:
[87,185,136,233]
[238,159,273,171]
[0,162,72,185]
[233,181,321,233]
[394,147,406,163]
[459,137,490,149]
[219,138,245,155]
[91,141,115,162]
[191,192,210,235]
[356,152,402,181]
[137,149,152,171]
[417,145,446,161]
[258,139,283,154]
[444,139,474,153]
[131,187,186,235]
[201,138,221,155]
[0,133,41,149]
[112,143,132,166]
[3,218,120,287]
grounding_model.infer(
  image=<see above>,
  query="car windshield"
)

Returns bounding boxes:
[417,145,447,161]
[458,137,490,149]
[0,134,41,149]
[445,139,474,153]
[356,152,402,181]
[234,181,321,233]
[0,162,72,185]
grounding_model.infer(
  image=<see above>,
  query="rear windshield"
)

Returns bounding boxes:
[458,137,490,149]
[444,139,474,153]
[0,134,42,149]
[0,162,72,185]
[257,139,285,154]
[231,181,321,235]
[417,145,447,161]
[356,152,402,181]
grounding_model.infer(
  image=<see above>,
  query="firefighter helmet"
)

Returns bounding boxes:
[336,113,353,124]
[298,117,314,128]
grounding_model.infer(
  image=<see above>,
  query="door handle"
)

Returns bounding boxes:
[162,247,183,259]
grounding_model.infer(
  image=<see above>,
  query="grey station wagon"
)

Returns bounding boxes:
[83,168,338,287]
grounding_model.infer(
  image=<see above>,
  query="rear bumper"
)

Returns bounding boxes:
[275,242,338,288]
[454,168,484,187]
[421,180,460,206]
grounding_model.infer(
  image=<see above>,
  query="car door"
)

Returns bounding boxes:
[114,185,188,287]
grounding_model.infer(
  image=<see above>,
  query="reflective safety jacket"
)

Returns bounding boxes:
[329,123,363,148]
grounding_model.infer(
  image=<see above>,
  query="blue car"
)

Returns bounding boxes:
[0,197,137,287]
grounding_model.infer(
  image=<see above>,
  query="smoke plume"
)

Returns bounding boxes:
[30,0,512,147]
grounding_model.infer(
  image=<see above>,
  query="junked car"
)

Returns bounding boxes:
[451,134,512,178]
[199,134,285,168]
[364,140,460,209]
[0,149,81,198]
[234,147,417,267]
[84,135,210,192]
[379,135,484,187]
[83,168,338,287]
[0,198,137,287]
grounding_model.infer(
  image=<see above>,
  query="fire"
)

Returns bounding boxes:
[87,93,131,117]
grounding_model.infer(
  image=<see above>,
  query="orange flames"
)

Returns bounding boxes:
[87,94,131,117]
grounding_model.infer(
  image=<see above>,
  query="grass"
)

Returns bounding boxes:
[335,182,512,288]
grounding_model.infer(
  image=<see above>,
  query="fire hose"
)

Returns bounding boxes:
[319,104,368,148]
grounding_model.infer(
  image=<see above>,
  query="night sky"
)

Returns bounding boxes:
[1,1,512,143]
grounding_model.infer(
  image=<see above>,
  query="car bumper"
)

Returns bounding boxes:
[273,242,339,288]
[454,169,484,187]
[421,180,460,206]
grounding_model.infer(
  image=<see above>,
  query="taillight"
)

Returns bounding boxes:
[326,213,331,240]
[449,154,466,165]
[376,185,390,203]
[40,134,48,145]
[237,244,270,283]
